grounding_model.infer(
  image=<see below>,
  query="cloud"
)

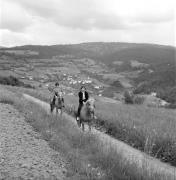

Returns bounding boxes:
[0,1,33,32]
[8,0,58,18]
[0,29,33,46]
[4,0,175,31]
[132,11,174,24]
[5,0,128,30]
[0,0,175,46]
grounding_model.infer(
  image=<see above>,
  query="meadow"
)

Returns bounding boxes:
[5,85,176,167]
[0,85,173,180]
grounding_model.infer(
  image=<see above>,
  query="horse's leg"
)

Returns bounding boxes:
[56,107,58,116]
[88,122,91,131]
[60,108,63,117]
[82,122,85,131]
[78,117,81,128]
[77,118,81,127]
[50,104,53,113]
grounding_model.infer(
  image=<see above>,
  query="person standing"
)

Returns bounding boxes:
[77,86,89,120]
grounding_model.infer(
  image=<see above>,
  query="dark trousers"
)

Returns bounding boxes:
[50,96,55,105]
[77,103,83,117]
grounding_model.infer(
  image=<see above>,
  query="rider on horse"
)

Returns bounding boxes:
[76,86,89,121]
[48,82,64,105]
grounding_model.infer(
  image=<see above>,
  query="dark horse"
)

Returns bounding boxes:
[50,93,64,116]
[77,98,95,131]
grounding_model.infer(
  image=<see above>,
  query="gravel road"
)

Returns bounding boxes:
[0,103,67,180]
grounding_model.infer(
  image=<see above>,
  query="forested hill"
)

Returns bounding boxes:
[1,42,176,105]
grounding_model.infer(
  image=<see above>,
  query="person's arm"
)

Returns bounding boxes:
[85,91,89,101]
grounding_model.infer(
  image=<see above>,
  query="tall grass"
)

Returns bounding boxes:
[4,85,176,166]
[95,102,176,166]
[0,86,171,180]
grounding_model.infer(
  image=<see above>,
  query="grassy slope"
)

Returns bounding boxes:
[1,85,171,180]
[5,85,176,167]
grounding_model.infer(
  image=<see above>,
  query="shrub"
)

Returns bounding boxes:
[133,82,149,94]
[111,80,123,88]
[0,76,34,89]
[167,103,176,109]
[133,96,145,105]
[158,87,176,104]
[124,90,134,104]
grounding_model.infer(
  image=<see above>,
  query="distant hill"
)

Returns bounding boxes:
[3,42,174,59]
[1,42,176,105]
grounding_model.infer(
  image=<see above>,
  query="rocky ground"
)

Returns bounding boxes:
[0,103,67,180]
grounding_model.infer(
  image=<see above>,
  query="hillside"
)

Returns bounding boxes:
[0,42,175,105]
[1,85,176,179]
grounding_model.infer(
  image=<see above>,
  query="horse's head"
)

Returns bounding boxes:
[55,92,64,107]
[86,98,95,113]
[58,91,63,97]
[55,91,62,98]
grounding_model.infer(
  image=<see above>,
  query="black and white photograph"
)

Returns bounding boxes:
[0,0,175,179]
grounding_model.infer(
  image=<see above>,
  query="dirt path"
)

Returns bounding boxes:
[0,102,67,180]
[23,94,176,180]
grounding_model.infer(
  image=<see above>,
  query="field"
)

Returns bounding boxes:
[5,85,176,167]
[0,85,174,180]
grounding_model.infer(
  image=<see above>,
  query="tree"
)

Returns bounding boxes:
[124,90,134,104]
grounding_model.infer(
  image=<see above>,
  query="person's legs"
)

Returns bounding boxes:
[50,97,55,113]
[77,103,83,119]
[53,95,56,104]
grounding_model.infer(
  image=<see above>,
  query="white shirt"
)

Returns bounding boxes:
[82,92,85,100]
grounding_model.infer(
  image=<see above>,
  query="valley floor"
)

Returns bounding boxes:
[0,103,67,180]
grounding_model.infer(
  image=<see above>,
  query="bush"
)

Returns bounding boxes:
[133,82,150,94]
[133,96,145,105]
[166,103,176,109]
[158,87,176,104]
[124,90,134,104]
[0,76,34,89]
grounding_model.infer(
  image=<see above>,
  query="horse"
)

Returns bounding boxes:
[50,93,64,116]
[77,98,95,131]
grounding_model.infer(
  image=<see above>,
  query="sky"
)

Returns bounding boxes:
[0,0,175,47]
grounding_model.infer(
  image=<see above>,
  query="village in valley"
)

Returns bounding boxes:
[0,49,172,107]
